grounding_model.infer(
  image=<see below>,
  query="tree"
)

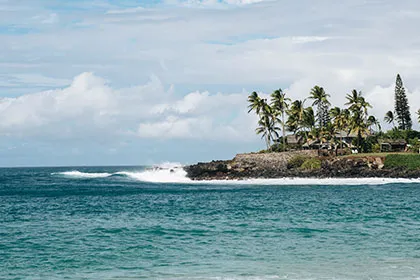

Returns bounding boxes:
[255,107,280,150]
[248,92,276,150]
[345,90,371,152]
[384,111,395,127]
[287,100,311,141]
[394,74,412,130]
[330,107,349,150]
[248,91,268,115]
[367,115,381,134]
[309,85,331,128]
[417,109,420,124]
[270,89,290,151]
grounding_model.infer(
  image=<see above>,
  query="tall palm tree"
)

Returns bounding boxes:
[270,89,290,151]
[248,91,276,150]
[287,100,305,133]
[345,90,370,152]
[309,86,331,128]
[255,106,280,150]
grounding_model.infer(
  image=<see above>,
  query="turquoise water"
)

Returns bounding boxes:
[1,166,420,279]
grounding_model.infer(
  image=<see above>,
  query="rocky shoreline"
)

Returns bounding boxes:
[184,151,420,180]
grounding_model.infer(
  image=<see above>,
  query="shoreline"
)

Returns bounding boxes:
[184,151,420,181]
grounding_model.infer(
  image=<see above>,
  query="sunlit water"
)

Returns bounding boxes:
[1,165,420,279]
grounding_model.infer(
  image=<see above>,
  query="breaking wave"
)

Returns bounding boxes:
[52,163,420,185]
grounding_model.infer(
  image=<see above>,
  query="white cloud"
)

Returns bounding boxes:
[0,72,255,141]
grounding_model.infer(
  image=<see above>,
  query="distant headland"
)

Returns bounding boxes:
[185,74,420,181]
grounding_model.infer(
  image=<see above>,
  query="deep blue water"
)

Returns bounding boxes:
[1,166,420,279]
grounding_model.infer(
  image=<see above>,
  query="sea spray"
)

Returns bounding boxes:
[53,164,420,185]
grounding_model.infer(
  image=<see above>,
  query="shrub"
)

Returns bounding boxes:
[384,154,420,170]
[372,143,381,153]
[269,143,285,152]
[300,158,321,170]
[287,155,309,169]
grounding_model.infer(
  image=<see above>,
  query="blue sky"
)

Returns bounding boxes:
[1,0,420,166]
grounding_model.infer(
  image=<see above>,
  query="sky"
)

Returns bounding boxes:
[1,0,420,167]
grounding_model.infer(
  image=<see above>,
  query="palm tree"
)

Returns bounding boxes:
[302,106,316,133]
[345,90,370,152]
[384,111,395,127]
[287,100,305,133]
[330,107,349,151]
[367,115,381,134]
[248,91,268,115]
[270,89,290,151]
[255,105,280,150]
[248,91,277,150]
[309,86,331,128]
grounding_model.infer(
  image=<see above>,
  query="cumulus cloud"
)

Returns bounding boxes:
[0,72,256,141]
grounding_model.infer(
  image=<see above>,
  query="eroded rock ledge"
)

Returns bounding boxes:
[184,151,420,180]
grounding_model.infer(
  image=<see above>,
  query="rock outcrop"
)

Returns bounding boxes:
[184,151,420,180]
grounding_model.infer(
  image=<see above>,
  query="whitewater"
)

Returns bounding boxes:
[52,162,420,185]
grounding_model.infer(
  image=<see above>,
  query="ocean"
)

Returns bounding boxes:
[1,164,420,279]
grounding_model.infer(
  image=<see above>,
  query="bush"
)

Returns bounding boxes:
[287,155,309,169]
[269,143,285,152]
[372,143,381,153]
[300,158,321,170]
[384,154,420,170]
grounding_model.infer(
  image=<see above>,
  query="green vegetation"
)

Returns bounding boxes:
[247,73,420,156]
[300,158,322,170]
[394,74,412,130]
[384,154,420,170]
[287,155,309,169]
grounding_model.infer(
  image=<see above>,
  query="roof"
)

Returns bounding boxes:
[335,131,358,138]
[286,135,301,144]
[379,139,407,145]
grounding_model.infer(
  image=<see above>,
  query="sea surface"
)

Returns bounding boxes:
[1,164,420,279]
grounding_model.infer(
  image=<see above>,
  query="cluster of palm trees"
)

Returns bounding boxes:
[248,87,381,152]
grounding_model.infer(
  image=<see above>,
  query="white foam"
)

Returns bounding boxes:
[52,163,420,185]
[116,166,191,183]
[54,171,112,178]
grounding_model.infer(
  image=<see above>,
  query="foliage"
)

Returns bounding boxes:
[361,135,378,153]
[247,76,408,153]
[407,137,420,153]
[270,89,291,152]
[345,89,371,152]
[268,142,285,152]
[384,111,395,127]
[383,129,420,141]
[300,158,322,170]
[394,74,412,130]
[287,155,309,169]
[384,154,420,170]
[372,143,381,153]
[309,85,330,128]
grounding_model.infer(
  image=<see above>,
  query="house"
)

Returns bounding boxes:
[286,135,303,148]
[379,139,407,152]
[334,131,358,148]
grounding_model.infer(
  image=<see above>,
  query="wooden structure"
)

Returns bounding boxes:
[380,139,407,152]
